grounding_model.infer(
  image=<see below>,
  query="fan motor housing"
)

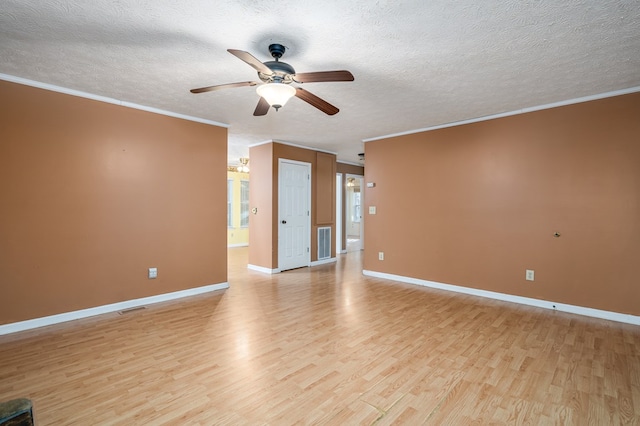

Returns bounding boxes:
[259,61,295,83]
[257,43,296,83]
[263,61,295,75]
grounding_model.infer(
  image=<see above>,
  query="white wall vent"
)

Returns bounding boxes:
[318,227,331,260]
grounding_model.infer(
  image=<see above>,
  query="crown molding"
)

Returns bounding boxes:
[0,73,230,128]
[363,86,640,143]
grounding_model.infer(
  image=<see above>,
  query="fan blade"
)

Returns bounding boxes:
[228,49,274,75]
[293,70,354,83]
[253,97,270,116]
[190,81,258,94]
[295,88,339,115]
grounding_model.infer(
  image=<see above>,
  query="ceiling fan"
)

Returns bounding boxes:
[190,44,354,116]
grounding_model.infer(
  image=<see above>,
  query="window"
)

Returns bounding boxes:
[227,179,233,228]
[240,180,249,227]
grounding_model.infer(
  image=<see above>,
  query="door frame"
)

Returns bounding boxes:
[278,158,312,271]
[345,173,365,249]
[336,173,343,254]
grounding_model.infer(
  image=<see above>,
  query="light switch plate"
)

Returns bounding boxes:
[148,267,158,279]
[369,206,376,214]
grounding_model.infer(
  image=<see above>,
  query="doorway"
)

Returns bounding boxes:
[278,159,311,271]
[345,175,364,252]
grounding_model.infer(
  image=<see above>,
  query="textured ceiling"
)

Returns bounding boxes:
[2,0,639,165]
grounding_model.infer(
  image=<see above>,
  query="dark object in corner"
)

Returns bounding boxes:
[0,399,33,426]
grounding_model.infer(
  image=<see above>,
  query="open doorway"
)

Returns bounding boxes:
[227,161,250,248]
[345,175,364,252]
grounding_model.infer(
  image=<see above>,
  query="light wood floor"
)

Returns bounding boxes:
[1,248,639,425]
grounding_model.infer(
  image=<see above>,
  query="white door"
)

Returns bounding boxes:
[278,160,311,271]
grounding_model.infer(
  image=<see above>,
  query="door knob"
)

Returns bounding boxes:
[281,220,287,224]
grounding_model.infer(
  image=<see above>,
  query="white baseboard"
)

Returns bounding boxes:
[227,243,249,248]
[362,270,640,326]
[248,259,336,272]
[310,257,337,267]
[340,250,348,254]
[248,264,281,274]
[0,282,229,336]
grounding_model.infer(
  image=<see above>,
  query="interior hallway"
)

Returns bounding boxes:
[1,247,639,424]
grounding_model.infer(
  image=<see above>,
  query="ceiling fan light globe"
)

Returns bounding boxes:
[257,83,296,109]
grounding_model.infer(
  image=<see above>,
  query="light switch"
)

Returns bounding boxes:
[369,206,376,214]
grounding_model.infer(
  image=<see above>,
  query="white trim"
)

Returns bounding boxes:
[227,243,249,248]
[278,159,312,272]
[336,173,343,254]
[227,178,234,228]
[278,158,314,167]
[340,250,348,254]
[247,264,281,274]
[0,73,229,128]
[363,86,640,143]
[0,283,229,336]
[346,175,365,245]
[248,139,275,148]
[310,257,337,267]
[249,139,337,156]
[362,270,640,326]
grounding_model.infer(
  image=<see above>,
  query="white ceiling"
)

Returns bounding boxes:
[2,1,639,166]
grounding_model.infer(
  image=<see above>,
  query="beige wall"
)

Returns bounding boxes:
[248,143,274,268]
[248,142,337,270]
[364,92,640,316]
[0,80,228,324]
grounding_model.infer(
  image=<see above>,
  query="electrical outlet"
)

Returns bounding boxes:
[526,269,534,281]
[378,252,384,261]
[148,267,158,279]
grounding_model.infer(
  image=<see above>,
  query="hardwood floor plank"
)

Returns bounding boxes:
[1,247,639,424]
